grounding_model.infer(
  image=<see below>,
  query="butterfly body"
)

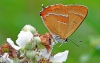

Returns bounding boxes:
[40,4,88,42]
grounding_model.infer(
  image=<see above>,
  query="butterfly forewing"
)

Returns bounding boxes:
[40,4,88,41]
[43,13,69,39]
[40,4,68,17]
[40,4,69,39]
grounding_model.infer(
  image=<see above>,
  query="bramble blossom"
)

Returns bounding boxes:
[0,25,69,63]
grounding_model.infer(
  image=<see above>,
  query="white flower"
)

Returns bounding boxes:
[0,53,13,63]
[16,31,33,48]
[50,50,69,63]
[6,24,69,63]
[7,31,34,50]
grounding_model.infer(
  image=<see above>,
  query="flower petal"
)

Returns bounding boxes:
[7,38,20,50]
[50,50,69,63]
[40,48,52,59]
[16,31,33,48]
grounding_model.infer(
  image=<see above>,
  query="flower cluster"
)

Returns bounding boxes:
[0,25,69,63]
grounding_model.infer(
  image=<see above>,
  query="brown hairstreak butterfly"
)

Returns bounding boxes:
[40,4,88,42]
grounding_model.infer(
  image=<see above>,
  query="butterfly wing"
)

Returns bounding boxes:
[40,4,69,39]
[40,4,88,40]
[65,5,88,39]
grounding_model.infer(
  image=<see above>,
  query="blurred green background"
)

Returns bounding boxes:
[0,0,100,63]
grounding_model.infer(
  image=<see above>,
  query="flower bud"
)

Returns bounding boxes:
[34,36,41,44]
[25,41,36,50]
[22,25,36,34]
[26,50,36,59]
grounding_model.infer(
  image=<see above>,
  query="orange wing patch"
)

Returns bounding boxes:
[40,4,88,40]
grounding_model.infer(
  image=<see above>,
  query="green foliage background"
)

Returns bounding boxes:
[0,0,100,63]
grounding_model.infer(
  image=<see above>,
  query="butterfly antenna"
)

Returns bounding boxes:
[71,38,82,42]
[68,38,80,47]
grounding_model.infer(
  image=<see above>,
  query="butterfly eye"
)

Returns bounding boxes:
[65,38,68,42]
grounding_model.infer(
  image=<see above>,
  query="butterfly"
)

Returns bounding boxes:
[40,4,88,42]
